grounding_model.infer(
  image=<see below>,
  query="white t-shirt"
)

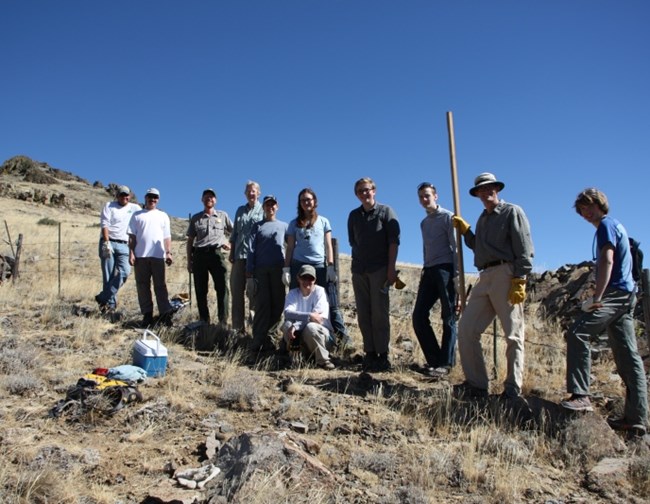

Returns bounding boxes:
[283,284,333,332]
[100,201,141,241]
[128,208,171,259]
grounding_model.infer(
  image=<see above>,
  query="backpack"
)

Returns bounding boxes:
[50,373,143,418]
[629,237,644,283]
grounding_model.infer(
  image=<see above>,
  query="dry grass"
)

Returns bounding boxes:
[0,195,648,503]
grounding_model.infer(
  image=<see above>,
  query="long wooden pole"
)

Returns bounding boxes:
[446,111,467,310]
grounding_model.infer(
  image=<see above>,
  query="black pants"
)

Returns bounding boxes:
[192,248,229,323]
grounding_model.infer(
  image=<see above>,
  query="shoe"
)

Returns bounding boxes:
[560,394,593,412]
[362,353,377,372]
[452,381,488,399]
[95,294,109,312]
[141,313,154,328]
[426,366,450,379]
[320,360,335,370]
[500,388,521,400]
[607,417,647,436]
[159,311,174,327]
[374,353,392,372]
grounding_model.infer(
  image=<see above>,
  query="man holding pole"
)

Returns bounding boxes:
[452,172,534,399]
[412,182,458,378]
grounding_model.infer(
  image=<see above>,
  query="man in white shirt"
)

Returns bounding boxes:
[95,185,140,312]
[282,264,335,370]
[128,188,174,327]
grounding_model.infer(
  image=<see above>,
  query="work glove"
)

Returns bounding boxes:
[581,297,603,312]
[282,267,291,287]
[245,278,257,298]
[452,215,471,235]
[326,265,337,283]
[508,278,527,304]
[101,241,113,259]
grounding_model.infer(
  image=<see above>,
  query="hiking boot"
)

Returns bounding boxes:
[320,360,335,370]
[560,394,593,412]
[159,310,174,327]
[362,353,377,372]
[452,381,488,400]
[141,313,154,328]
[500,388,521,400]
[607,417,647,436]
[374,353,392,372]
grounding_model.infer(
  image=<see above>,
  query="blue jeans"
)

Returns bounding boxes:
[566,289,648,427]
[412,264,457,368]
[97,240,131,308]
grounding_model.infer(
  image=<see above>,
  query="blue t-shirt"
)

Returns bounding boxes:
[595,215,634,292]
[287,216,332,264]
[246,219,288,272]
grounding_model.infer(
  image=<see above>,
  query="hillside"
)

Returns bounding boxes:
[0,155,649,504]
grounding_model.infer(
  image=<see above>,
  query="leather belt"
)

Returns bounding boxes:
[479,260,509,271]
[109,239,128,244]
[194,245,222,253]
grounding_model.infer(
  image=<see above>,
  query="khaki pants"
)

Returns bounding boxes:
[457,263,525,394]
[352,267,391,354]
[230,259,254,332]
[284,322,334,365]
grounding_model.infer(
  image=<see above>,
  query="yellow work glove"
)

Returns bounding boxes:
[508,278,527,304]
[452,215,471,235]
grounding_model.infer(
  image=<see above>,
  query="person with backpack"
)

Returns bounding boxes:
[560,188,647,438]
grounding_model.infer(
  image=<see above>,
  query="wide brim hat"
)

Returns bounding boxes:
[469,172,505,197]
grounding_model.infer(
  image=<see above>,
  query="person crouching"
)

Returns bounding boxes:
[282,265,336,370]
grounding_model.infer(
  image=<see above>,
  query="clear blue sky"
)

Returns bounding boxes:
[2,1,648,272]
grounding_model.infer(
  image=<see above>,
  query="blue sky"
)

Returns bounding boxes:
[2,1,648,272]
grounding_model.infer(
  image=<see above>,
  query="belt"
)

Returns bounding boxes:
[479,260,509,271]
[194,245,222,253]
[109,239,128,244]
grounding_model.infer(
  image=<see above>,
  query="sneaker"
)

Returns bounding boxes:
[320,360,335,370]
[560,394,593,412]
[607,417,647,436]
[452,381,488,399]
[426,366,450,379]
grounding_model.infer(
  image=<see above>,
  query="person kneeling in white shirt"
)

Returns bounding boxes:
[282,264,335,370]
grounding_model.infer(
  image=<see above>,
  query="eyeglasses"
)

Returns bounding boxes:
[417,182,435,191]
[300,198,314,203]
[356,187,373,195]
[146,194,159,200]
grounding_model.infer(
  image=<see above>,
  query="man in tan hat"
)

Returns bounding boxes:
[452,172,534,399]
[187,188,233,324]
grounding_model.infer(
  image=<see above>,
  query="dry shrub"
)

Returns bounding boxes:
[628,452,650,496]
[2,374,43,396]
[561,415,625,467]
[350,449,397,476]
[219,368,261,411]
[0,339,39,374]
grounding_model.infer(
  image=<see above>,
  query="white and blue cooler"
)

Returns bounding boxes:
[132,330,168,377]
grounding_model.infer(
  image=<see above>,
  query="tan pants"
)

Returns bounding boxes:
[457,263,525,394]
[230,259,254,332]
[284,322,333,365]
